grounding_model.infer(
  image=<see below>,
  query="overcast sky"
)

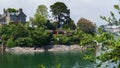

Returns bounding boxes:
[0,0,119,26]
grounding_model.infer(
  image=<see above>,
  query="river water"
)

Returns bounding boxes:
[0,51,95,68]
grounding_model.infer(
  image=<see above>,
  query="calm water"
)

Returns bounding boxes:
[0,51,95,68]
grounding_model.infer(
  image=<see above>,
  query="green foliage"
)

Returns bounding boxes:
[96,32,114,43]
[63,20,76,30]
[34,13,47,28]
[16,37,33,47]
[7,8,17,13]
[114,5,120,10]
[36,5,48,18]
[32,27,53,46]
[100,4,120,25]
[0,26,1,44]
[0,24,31,47]
[52,22,60,29]
[53,34,76,45]
[50,2,76,30]
[91,2,120,68]
[6,38,16,47]
[46,20,57,30]
[56,64,61,68]
[97,27,104,34]
[94,30,120,67]
[77,18,96,35]
[13,24,28,38]
[30,5,48,28]
[1,34,8,45]
[39,65,45,68]
[39,64,61,68]
[1,25,16,44]
[99,3,120,66]
[79,33,94,46]
[0,21,54,47]
[53,34,68,45]
[98,47,120,62]
[50,2,69,16]
[83,55,95,62]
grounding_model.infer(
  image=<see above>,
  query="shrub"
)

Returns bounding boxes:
[53,34,76,45]
[6,38,16,47]
[32,27,53,46]
[16,37,33,47]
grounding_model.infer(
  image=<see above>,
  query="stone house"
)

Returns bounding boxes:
[0,8,26,25]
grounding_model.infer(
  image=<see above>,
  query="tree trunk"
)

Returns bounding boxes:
[1,43,5,52]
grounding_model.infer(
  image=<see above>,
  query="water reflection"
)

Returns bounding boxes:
[0,51,94,68]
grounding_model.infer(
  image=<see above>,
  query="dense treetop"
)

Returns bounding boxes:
[6,8,17,13]
[77,18,96,34]
[50,2,70,16]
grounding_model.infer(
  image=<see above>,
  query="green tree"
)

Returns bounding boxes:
[96,33,119,67]
[36,5,48,19]
[63,20,76,30]
[29,17,34,27]
[1,24,16,45]
[53,34,70,45]
[45,20,56,30]
[6,38,17,47]
[98,1,120,67]
[7,8,17,13]
[50,2,70,16]
[31,5,48,28]
[80,33,94,46]
[50,2,76,29]
[0,24,31,47]
[96,32,114,43]
[16,37,33,47]
[39,64,61,68]
[52,22,60,29]
[34,13,47,28]
[32,27,52,47]
[12,24,29,38]
[77,18,96,34]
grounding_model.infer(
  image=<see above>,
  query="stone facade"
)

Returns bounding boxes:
[0,8,26,25]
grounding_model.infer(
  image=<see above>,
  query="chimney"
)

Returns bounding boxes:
[3,8,6,13]
[19,8,23,13]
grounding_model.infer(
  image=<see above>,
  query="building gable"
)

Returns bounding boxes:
[0,8,27,24]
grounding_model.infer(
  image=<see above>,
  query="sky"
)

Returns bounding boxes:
[0,0,119,26]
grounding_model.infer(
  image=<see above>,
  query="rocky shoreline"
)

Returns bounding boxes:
[5,45,87,54]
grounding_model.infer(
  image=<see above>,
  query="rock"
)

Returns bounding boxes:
[5,45,87,54]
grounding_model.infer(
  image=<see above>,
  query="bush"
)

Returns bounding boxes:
[53,34,76,45]
[6,38,16,47]
[16,37,33,47]
[32,27,53,46]
[79,34,94,46]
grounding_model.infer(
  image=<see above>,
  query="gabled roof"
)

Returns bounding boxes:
[8,12,26,17]
[17,12,26,17]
